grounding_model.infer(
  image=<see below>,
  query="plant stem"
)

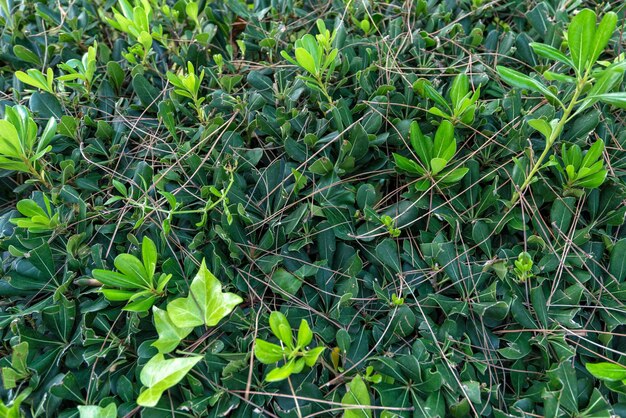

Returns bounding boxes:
[509,78,586,207]
[24,158,51,188]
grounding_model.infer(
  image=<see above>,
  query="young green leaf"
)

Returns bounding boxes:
[449,73,469,108]
[342,375,372,418]
[137,353,203,407]
[114,254,151,288]
[142,236,157,280]
[589,92,626,108]
[254,339,285,364]
[166,259,243,328]
[303,346,325,367]
[529,42,575,69]
[393,153,425,175]
[297,319,313,347]
[152,306,193,353]
[77,403,117,418]
[589,12,617,66]
[265,360,296,382]
[496,66,562,106]
[568,9,596,73]
[528,118,552,139]
[93,269,142,289]
[409,121,431,164]
[586,362,626,382]
[269,311,293,349]
[432,120,455,161]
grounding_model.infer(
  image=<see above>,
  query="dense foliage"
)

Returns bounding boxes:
[1,0,626,417]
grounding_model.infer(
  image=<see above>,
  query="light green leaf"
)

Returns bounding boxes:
[152,306,193,353]
[294,47,317,75]
[166,259,243,329]
[393,153,425,175]
[137,353,203,407]
[93,269,142,289]
[568,9,596,72]
[432,120,455,160]
[496,66,561,106]
[590,93,626,108]
[430,157,447,175]
[303,346,325,367]
[409,121,431,164]
[77,403,117,418]
[589,12,617,66]
[449,73,468,108]
[0,120,22,157]
[586,362,626,382]
[142,236,157,280]
[529,42,575,68]
[297,319,313,347]
[438,167,469,184]
[342,375,372,418]
[581,139,604,168]
[114,254,150,287]
[269,311,293,349]
[265,360,296,382]
[254,339,285,364]
[528,118,552,139]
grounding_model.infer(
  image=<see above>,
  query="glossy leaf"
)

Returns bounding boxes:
[137,354,203,407]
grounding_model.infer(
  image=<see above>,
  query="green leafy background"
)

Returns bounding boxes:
[1,0,626,417]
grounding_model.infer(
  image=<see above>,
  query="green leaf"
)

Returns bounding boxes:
[132,74,160,109]
[29,92,63,119]
[137,353,203,407]
[303,346,325,366]
[568,9,596,72]
[342,375,371,418]
[409,121,431,163]
[254,339,285,364]
[272,268,302,296]
[309,156,334,175]
[496,66,561,106]
[152,306,193,353]
[0,120,22,157]
[142,236,157,280]
[449,73,468,108]
[93,269,142,289]
[529,42,575,68]
[114,254,150,288]
[269,311,293,348]
[581,139,604,168]
[528,118,552,139]
[297,319,313,347]
[265,360,296,382]
[432,120,455,161]
[393,153,425,175]
[13,45,41,66]
[77,403,117,418]
[589,12,617,66]
[590,93,626,108]
[609,239,626,282]
[586,362,626,382]
[166,259,243,328]
[430,157,447,175]
[438,167,469,184]
[294,47,317,75]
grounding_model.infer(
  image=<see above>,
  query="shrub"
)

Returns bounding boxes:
[1,1,626,417]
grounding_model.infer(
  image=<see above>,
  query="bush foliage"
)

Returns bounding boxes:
[1,0,626,417]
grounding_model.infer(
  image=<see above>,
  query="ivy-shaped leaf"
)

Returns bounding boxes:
[342,375,372,418]
[137,354,203,407]
[166,259,243,328]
